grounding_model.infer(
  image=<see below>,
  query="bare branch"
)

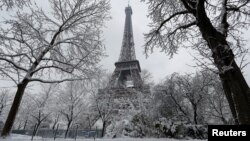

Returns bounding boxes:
[0,57,28,72]
[0,69,18,85]
[227,0,250,12]
[156,10,191,32]
[29,78,89,84]
[168,21,196,36]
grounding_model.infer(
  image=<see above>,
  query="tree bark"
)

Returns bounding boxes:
[196,0,250,124]
[220,75,239,124]
[23,119,28,130]
[1,79,29,137]
[31,123,37,141]
[221,62,250,124]
[101,121,106,138]
[52,115,59,130]
[53,124,59,140]
[64,120,72,139]
[33,121,41,137]
[193,104,198,124]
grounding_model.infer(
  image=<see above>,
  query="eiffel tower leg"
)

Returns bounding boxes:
[108,70,120,88]
[131,69,142,89]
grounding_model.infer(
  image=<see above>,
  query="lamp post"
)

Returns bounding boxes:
[74,124,79,140]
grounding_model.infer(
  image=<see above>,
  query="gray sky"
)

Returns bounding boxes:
[102,0,196,83]
[0,0,250,89]
[102,0,250,84]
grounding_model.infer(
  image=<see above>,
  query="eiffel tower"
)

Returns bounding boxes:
[97,6,150,134]
[108,5,143,90]
[98,5,144,111]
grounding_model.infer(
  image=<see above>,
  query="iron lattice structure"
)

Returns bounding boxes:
[108,6,143,89]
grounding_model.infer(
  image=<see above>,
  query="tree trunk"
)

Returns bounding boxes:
[220,78,239,124]
[31,123,37,141]
[220,62,250,124]
[23,119,28,130]
[17,122,21,130]
[52,121,57,130]
[202,27,250,125]
[1,79,29,137]
[52,115,59,130]
[53,124,59,140]
[196,0,250,124]
[33,121,41,137]
[65,120,72,139]
[193,105,198,124]
[101,121,106,138]
[0,105,3,116]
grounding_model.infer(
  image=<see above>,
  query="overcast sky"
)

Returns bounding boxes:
[0,0,250,89]
[102,0,250,84]
[102,0,196,83]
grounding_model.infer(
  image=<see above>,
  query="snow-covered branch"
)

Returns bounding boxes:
[0,0,30,10]
[155,10,191,32]
[0,57,28,72]
[0,0,110,85]
[218,0,229,36]
[0,1,110,136]
[29,78,89,84]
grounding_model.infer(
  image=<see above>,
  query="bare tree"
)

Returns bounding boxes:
[94,93,114,138]
[51,112,61,130]
[58,81,87,139]
[0,89,10,118]
[0,89,11,130]
[141,69,154,86]
[77,112,99,130]
[29,84,57,136]
[155,74,192,122]
[152,84,176,120]
[0,0,30,9]
[177,72,213,124]
[204,73,233,124]
[0,0,110,136]
[90,72,114,137]
[14,92,34,130]
[157,72,216,124]
[143,0,250,124]
[86,113,99,130]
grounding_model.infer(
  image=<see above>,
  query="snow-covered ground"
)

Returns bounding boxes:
[1,134,207,141]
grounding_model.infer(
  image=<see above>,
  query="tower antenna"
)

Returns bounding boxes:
[128,0,130,6]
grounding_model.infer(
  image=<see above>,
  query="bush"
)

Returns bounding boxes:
[154,118,207,139]
[105,113,156,138]
[105,116,207,139]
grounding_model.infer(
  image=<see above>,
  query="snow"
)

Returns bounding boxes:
[1,134,207,141]
[2,134,42,140]
[93,118,103,129]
